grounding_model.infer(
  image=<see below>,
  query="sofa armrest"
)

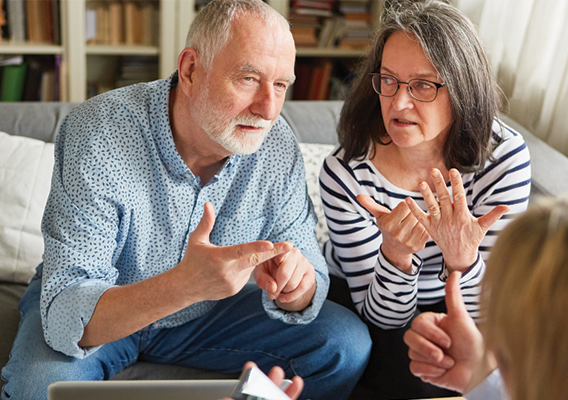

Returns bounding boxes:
[501,116,568,201]
[0,102,79,143]
[281,101,341,145]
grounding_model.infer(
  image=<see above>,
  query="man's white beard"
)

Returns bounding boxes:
[193,81,272,155]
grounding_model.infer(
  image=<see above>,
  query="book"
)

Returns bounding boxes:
[40,69,56,101]
[109,1,124,44]
[125,1,144,45]
[0,54,23,65]
[0,0,6,41]
[0,61,28,101]
[51,0,60,44]
[6,0,25,42]
[85,5,96,43]
[22,56,42,100]
[25,0,40,42]
[140,1,157,45]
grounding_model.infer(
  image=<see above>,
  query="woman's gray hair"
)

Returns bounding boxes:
[338,0,503,172]
[186,0,289,69]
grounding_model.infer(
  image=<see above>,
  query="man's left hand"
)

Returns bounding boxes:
[254,246,316,311]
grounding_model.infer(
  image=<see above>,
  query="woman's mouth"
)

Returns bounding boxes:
[393,118,417,127]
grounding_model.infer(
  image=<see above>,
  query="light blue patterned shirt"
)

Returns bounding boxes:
[465,369,509,400]
[39,74,329,358]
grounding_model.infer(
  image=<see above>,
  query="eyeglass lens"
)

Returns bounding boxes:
[372,74,439,102]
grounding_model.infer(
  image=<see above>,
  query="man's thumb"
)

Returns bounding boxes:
[445,271,468,318]
[191,202,216,243]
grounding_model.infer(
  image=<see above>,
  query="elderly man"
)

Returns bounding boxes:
[0,1,371,399]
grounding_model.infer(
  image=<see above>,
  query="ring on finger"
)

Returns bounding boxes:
[430,209,441,217]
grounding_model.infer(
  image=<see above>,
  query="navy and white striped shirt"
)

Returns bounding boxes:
[319,120,531,329]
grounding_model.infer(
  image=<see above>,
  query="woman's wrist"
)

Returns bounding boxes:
[380,244,414,273]
[444,250,479,274]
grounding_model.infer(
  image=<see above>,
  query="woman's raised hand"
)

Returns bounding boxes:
[405,168,509,273]
[358,194,430,274]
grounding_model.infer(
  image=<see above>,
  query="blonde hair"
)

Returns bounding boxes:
[482,197,568,400]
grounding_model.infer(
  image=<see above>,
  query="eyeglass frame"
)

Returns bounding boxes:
[369,72,447,103]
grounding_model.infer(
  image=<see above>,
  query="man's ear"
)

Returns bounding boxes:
[177,47,201,98]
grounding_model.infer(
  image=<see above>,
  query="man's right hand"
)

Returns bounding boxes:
[403,271,496,393]
[80,202,292,348]
[178,202,293,303]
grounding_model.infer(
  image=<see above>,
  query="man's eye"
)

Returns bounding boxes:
[243,77,254,82]
[275,82,288,90]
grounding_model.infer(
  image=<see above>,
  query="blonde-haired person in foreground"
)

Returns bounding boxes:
[403,197,568,400]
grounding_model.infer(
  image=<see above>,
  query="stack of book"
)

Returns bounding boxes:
[336,0,372,50]
[0,0,6,41]
[115,56,159,88]
[288,0,373,50]
[0,0,60,43]
[0,55,61,101]
[85,0,159,46]
[289,0,334,47]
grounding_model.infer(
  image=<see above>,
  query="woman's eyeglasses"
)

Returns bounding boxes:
[370,73,446,103]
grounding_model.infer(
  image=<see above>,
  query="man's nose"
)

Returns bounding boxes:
[250,84,278,121]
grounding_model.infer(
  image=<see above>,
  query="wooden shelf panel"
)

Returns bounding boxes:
[0,42,64,55]
[86,45,160,56]
[296,47,368,58]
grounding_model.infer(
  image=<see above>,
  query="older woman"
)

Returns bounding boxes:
[319,0,531,398]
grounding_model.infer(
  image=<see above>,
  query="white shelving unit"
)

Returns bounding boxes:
[0,0,380,102]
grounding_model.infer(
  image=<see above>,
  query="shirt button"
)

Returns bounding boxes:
[152,322,160,329]
[168,166,173,172]
[185,173,191,179]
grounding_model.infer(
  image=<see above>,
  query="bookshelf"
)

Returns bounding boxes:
[0,0,381,102]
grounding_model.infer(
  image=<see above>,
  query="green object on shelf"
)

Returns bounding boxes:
[1,61,28,101]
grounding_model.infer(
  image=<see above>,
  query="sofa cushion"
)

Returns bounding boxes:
[0,132,54,284]
[0,281,27,378]
[299,143,335,246]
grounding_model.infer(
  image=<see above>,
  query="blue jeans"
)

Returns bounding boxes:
[2,276,371,400]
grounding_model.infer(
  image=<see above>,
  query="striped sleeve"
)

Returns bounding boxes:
[458,121,531,319]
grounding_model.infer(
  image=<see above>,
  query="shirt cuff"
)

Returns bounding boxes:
[438,252,482,282]
[465,369,508,400]
[261,268,329,324]
[43,281,113,359]
[378,245,423,278]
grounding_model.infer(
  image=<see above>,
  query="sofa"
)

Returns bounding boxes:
[1,100,568,389]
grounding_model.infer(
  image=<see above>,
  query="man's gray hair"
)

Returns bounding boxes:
[186,0,289,69]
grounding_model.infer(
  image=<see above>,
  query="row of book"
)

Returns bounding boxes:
[0,0,60,43]
[0,55,62,101]
[87,55,158,98]
[86,0,159,46]
[289,0,373,50]
[292,58,355,101]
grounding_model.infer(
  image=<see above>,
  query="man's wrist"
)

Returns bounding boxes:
[464,349,498,394]
[275,279,316,312]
